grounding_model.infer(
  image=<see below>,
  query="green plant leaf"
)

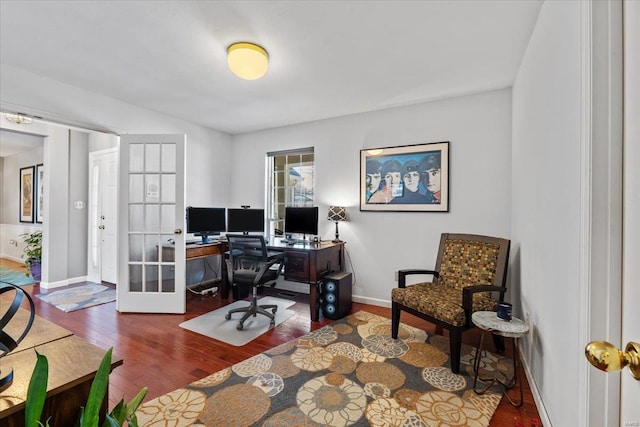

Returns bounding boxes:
[106,399,126,425]
[101,414,120,427]
[25,350,48,427]
[124,387,148,419]
[81,347,113,427]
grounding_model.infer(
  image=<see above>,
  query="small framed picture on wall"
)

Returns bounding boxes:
[19,166,35,223]
[36,163,44,223]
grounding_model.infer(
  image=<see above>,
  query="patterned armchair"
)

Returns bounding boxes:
[391,233,510,373]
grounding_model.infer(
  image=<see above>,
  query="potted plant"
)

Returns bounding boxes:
[21,230,42,281]
[25,347,147,426]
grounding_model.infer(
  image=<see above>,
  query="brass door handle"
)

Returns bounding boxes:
[585,341,640,380]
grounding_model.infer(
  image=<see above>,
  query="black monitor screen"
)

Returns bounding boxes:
[285,207,319,236]
[227,208,265,233]
[186,207,226,236]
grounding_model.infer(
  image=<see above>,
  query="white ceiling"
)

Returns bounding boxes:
[0,129,44,158]
[0,1,542,135]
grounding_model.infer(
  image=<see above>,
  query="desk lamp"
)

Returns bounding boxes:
[328,206,347,243]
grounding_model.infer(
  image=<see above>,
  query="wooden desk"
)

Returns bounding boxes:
[269,238,344,322]
[0,311,123,427]
[267,239,346,321]
[161,241,229,290]
[169,239,345,322]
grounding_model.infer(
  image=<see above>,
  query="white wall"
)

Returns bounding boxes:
[0,145,44,262]
[1,64,232,286]
[231,89,512,304]
[512,1,624,426]
[1,145,44,224]
[512,3,581,425]
[1,64,232,209]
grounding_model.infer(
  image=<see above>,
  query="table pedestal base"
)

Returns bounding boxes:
[472,329,524,407]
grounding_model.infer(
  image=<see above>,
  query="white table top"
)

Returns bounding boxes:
[472,311,530,338]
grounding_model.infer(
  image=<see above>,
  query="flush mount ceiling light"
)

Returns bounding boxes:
[227,42,269,80]
[4,113,32,125]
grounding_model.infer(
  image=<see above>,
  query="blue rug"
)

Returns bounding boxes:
[36,283,116,312]
[0,265,35,287]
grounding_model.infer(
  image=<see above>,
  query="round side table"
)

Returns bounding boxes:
[471,310,530,407]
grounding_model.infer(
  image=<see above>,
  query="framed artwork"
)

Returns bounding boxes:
[35,163,44,223]
[360,141,449,212]
[19,166,35,223]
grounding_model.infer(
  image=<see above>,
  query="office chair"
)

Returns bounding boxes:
[224,235,285,330]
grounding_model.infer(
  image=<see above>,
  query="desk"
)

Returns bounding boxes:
[161,241,229,290]
[0,310,123,426]
[266,239,346,322]
[168,239,345,322]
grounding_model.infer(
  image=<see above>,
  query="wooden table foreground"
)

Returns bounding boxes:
[0,308,122,427]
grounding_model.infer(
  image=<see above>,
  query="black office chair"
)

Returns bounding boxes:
[224,234,285,330]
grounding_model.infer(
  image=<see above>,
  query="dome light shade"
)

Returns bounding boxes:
[227,42,269,80]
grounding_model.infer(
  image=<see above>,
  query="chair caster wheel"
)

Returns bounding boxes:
[270,321,275,327]
[225,313,231,320]
[237,323,244,331]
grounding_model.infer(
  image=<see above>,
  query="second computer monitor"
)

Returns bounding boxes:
[284,206,319,236]
[227,208,265,234]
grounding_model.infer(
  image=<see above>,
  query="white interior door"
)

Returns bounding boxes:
[88,148,118,284]
[117,134,186,313]
[621,1,640,422]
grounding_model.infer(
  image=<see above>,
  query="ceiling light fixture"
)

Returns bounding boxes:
[227,42,269,80]
[4,113,32,125]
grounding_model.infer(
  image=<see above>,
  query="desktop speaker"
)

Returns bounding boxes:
[321,271,352,320]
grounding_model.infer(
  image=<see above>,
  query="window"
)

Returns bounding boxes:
[267,148,314,237]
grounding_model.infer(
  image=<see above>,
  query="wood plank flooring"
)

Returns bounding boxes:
[1,259,541,426]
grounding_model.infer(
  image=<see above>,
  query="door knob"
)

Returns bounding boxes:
[585,340,640,380]
[174,228,182,234]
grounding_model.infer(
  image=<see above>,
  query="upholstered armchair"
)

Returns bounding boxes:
[391,233,510,374]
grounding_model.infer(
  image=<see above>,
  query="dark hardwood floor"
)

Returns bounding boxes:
[2,259,542,426]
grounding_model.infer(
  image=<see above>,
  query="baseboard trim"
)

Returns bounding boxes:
[1,254,24,263]
[39,275,87,290]
[520,348,552,427]
[352,295,390,308]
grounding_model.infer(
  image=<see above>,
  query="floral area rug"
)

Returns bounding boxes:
[36,283,115,312]
[136,311,511,426]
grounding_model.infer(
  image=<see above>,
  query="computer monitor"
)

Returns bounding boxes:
[284,206,319,237]
[227,208,265,234]
[185,207,226,244]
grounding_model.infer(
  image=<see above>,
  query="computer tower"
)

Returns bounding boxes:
[321,271,352,319]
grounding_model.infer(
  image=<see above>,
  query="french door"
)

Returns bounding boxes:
[117,134,186,313]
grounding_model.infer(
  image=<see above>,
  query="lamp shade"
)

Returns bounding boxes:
[227,42,269,80]
[328,206,347,222]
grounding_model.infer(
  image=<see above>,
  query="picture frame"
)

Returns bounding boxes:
[35,163,44,223]
[19,166,35,223]
[360,141,449,212]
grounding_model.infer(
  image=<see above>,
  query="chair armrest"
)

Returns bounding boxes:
[398,269,439,288]
[254,254,285,284]
[461,285,507,311]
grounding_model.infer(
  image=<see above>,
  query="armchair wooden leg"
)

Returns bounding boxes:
[492,333,506,353]
[450,330,462,374]
[391,302,401,339]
